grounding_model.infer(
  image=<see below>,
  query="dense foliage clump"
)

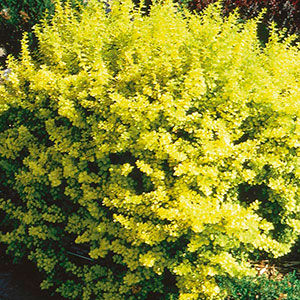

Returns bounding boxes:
[0,1,299,299]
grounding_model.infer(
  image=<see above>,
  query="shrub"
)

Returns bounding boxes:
[0,0,299,299]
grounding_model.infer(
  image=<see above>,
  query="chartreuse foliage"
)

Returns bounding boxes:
[0,0,299,299]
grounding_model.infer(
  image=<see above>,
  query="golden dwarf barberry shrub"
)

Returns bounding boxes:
[0,0,299,299]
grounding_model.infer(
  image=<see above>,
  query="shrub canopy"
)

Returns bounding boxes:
[0,1,299,299]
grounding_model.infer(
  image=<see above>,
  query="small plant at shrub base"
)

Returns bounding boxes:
[0,0,299,299]
[217,271,300,300]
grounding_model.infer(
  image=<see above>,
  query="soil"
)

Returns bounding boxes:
[0,252,64,300]
[0,270,42,300]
